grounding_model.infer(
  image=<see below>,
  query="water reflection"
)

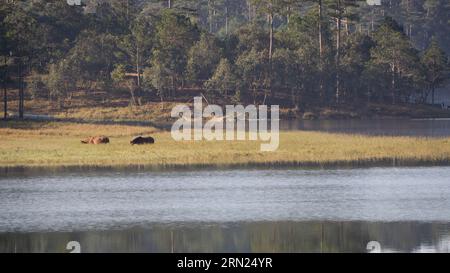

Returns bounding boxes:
[0,221,449,253]
[280,119,450,137]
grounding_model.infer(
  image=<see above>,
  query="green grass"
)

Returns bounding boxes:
[1,121,450,169]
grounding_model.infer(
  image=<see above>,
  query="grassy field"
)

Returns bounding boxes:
[1,120,450,169]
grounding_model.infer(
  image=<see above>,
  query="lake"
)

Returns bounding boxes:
[1,167,450,253]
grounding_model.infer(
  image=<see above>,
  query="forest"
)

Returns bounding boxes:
[0,0,449,114]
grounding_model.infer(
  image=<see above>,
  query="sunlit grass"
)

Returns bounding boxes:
[1,121,450,168]
[54,103,178,125]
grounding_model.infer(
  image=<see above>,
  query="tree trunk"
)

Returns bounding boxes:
[136,45,140,87]
[432,85,435,105]
[371,9,375,32]
[268,9,274,97]
[208,0,213,33]
[318,0,323,60]
[18,60,24,119]
[214,9,218,31]
[344,18,349,35]
[127,79,137,106]
[409,24,413,40]
[168,0,171,9]
[391,63,396,105]
[318,0,324,101]
[3,86,6,120]
[130,88,137,106]
[225,6,229,35]
[3,57,7,120]
[335,1,341,104]
[171,76,176,98]
[269,12,273,62]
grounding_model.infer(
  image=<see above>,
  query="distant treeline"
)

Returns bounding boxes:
[0,0,449,109]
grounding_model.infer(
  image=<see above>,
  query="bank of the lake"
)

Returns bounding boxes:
[1,120,450,169]
[8,94,450,127]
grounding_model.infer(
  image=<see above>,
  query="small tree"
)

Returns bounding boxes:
[45,61,75,109]
[26,70,46,99]
[235,48,270,104]
[111,64,127,83]
[370,18,422,104]
[150,9,200,96]
[421,38,448,104]
[111,64,138,105]
[187,33,222,82]
[143,59,172,105]
[204,58,236,103]
[272,48,301,108]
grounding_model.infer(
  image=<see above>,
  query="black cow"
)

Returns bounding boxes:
[130,136,155,145]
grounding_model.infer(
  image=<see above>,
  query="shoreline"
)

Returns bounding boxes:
[2,157,450,174]
[5,97,450,127]
[3,114,450,134]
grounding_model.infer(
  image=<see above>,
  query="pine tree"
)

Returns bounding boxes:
[421,38,448,104]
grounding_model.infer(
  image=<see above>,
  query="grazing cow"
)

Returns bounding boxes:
[81,136,110,144]
[130,136,155,145]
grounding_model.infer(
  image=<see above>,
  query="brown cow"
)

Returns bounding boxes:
[130,136,155,145]
[81,136,110,144]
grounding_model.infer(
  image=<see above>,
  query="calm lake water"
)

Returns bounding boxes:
[1,167,450,253]
[280,118,450,137]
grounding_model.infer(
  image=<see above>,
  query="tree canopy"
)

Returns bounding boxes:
[1,0,449,107]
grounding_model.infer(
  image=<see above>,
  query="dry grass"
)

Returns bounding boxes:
[1,121,450,168]
[11,94,181,125]
[6,90,450,126]
[0,121,159,137]
[53,102,180,125]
